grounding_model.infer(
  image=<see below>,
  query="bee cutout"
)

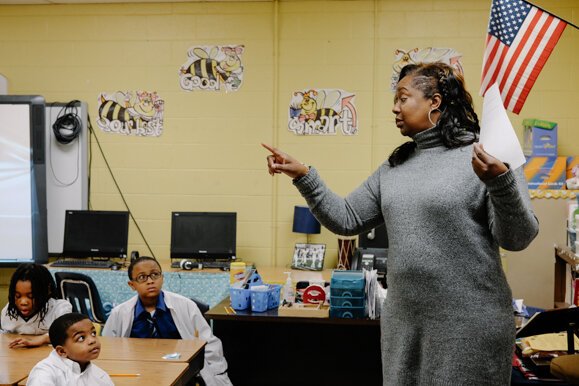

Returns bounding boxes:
[179,45,244,92]
[288,88,358,135]
[97,91,164,137]
[391,47,463,92]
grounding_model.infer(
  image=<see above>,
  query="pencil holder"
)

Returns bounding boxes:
[230,287,251,310]
[267,284,282,309]
[250,288,269,312]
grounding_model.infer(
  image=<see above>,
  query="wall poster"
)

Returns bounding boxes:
[97,91,164,137]
[288,88,358,136]
[391,48,464,91]
[179,45,245,93]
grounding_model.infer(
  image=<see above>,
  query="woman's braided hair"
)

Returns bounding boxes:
[388,62,479,167]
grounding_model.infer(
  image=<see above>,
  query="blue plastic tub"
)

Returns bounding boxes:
[329,305,366,319]
[230,287,251,310]
[267,284,282,309]
[250,288,269,312]
[330,270,365,298]
[330,295,365,308]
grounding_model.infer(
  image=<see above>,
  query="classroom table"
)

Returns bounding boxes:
[0,333,205,386]
[5,357,189,386]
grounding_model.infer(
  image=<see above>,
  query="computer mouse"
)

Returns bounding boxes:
[110,263,121,271]
[220,266,230,271]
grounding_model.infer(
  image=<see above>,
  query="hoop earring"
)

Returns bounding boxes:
[428,108,442,127]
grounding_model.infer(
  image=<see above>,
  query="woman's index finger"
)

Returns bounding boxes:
[261,143,279,155]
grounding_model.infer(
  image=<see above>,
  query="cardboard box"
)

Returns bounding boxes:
[278,303,329,318]
[523,156,566,189]
[523,119,558,157]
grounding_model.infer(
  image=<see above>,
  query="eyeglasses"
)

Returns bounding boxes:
[133,271,162,284]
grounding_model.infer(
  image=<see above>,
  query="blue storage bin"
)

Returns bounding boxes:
[230,287,251,310]
[329,305,366,319]
[330,288,365,298]
[330,295,365,308]
[330,270,365,298]
[250,288,269,312]
[267,284,282,309]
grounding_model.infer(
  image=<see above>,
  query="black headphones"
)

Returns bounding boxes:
[52,100,82,144]
[180,259,195,270]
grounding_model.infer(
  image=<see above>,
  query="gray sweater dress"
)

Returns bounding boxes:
[293,126,539,385]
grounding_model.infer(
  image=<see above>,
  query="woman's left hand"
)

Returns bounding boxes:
[471,143,508,181]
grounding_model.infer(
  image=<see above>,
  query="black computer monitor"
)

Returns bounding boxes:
[0,95,47,265]
[170,212,236,260]
[62,210,129,258]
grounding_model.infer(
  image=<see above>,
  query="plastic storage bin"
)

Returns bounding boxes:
[330,270,365,298]
[250,287,269,312]
[330,295,365,308]
[267,284,282,309]
[230,287,251,310]
[329,305,366,319]
[330,270,366,319]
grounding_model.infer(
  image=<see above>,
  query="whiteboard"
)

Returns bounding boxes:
[45,101,88,254]
[0,95,48,264]
[0,104,33,261]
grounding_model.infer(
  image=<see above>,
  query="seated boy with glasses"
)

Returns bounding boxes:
[102,256,232,386]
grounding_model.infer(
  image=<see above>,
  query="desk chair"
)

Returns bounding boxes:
[55,272,108,324]
[191,297,210,314]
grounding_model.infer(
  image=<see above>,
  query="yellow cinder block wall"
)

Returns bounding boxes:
[0,0,577,290]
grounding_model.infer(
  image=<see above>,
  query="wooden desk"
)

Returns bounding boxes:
[0,333,205,386]
[0,355,37,386]
[7,358,188,386]
[206,298,381,386]
[97,336,205,363]
[554,245,579,307]
[98,336,205,382]
[253,267,332,284]
[95,360,188,386]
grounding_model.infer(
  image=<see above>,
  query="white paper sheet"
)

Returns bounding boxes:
[479,83,526,170]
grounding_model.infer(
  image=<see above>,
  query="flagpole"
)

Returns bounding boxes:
[525,0,579,30]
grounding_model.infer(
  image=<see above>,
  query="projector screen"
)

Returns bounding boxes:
[0,96,48,265]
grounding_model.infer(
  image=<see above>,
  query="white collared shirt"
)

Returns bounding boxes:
[103,290,232,386]
[26,350,113,386]
[1,298,72,335]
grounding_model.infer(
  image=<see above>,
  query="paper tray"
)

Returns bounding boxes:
[278,303,329,318]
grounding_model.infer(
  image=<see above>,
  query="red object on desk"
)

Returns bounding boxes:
[513,352,539,381]
[302,284,326,304]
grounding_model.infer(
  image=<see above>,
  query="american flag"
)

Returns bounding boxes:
[480,0,567,114]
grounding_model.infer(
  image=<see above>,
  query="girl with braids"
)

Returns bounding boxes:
[263,62,538,385]
[1,264,72,348]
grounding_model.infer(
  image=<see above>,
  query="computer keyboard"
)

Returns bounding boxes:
[51,259,113,268]
[200,261,231,269]
[171,260,231,270]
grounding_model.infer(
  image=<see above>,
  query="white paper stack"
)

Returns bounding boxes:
[364,269,379,319]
